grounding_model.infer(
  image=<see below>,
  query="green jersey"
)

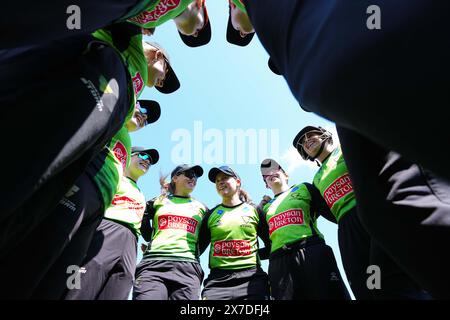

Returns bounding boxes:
[144,195,207,262]
[313,145,356,222]
[104,177,146,236]
[127,0,195,29]
[263,184,324,253]
[92,24,148,122]
[232,0,247,13]
[204,203,264,270]
[89,126,131,210]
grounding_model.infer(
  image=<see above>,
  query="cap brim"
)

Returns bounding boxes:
[208,167,238,183]
[178,165,203,178]
[268,57,282,75]
[155,62,180,94]
[260,158,282,176]
[178,10,211,48]
[226,14,255,47]
[137,99,161,124]
[131,147,160,164]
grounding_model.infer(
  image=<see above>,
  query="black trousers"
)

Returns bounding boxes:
[0,173,103,299]
[64,219,137,300]
[244,0,450,181]
[133,259,204,300]
[268,239,350,300]
[202,267,270,300]
[337,126,450,299]
[0,34,130,256]
[338,209,430,300]
[0,0,143,48]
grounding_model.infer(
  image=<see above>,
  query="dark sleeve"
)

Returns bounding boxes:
[104,22,141,51]
[256,206,271,260]
[140,199,156,242]
[197,208,213,257]
[305,183,337,224]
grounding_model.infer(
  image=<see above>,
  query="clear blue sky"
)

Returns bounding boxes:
[131,1,353,299]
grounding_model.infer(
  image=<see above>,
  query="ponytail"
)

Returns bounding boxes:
[238,187,254,206]
[159,172,176,197]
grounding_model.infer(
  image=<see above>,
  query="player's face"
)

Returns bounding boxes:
[174,170,198,193]
[230,2,254,37]
[215,173,239,197]
[129,153,151,177]
[146,49,168,88]
[264,170,287,189]
[174,1,206,37]
[126,104,148,132]
[302,132,324,157]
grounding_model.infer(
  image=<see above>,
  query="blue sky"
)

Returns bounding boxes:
[130,1,353,298]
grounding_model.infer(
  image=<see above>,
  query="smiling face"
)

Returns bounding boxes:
[125,103,148,132]
[126,153,151,180]
[263,169,288,190]
[215,172,240,198]
[301,132,325,158]
[229,1,254,37]
[174,0,206,37]
[143,43,169,89]
[173,170,197,195]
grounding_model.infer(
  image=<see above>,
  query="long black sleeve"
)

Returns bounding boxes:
[305,183,337,224]
[140,199,156,242]
[197,208,213,257]
[256,206,271,260]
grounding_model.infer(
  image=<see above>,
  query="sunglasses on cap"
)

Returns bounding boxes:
[177,170,198,179]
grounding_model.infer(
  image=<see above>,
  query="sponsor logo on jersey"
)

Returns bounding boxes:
[129,0,181,24]
[158,214,198,234]
[132,72,144,96]
[113,141,128,170]
[268,209,304,235]
[323,173,353,208]
[111,196,145,220]
[213,240,252,257]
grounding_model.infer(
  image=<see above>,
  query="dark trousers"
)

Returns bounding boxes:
[0,34,130,256]
[269,239,350,300]
[0,173,103,299]
[64,219,137,300]
[0,0,142,48]
[338,209,430,300]
[133,259,204,300]
[337,126,450,299]
[202,267,270,300]
[244,0,450,181]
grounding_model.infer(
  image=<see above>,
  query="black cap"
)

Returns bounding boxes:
[136,99,161,124]
[131,146,160,164]
[171,164,204,178]
[226,6,255,46]
[208,165,240,183]
[145,41,181,94]
[268,57,281,75]
[178,5,211,47]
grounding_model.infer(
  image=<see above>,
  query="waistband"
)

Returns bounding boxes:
[270,235,325,260]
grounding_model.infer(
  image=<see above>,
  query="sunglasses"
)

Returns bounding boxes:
[134,152,152,162]
[177,170,197,179]
[137,104,148,126]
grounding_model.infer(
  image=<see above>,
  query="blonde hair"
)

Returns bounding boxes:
[159,172,175,197]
